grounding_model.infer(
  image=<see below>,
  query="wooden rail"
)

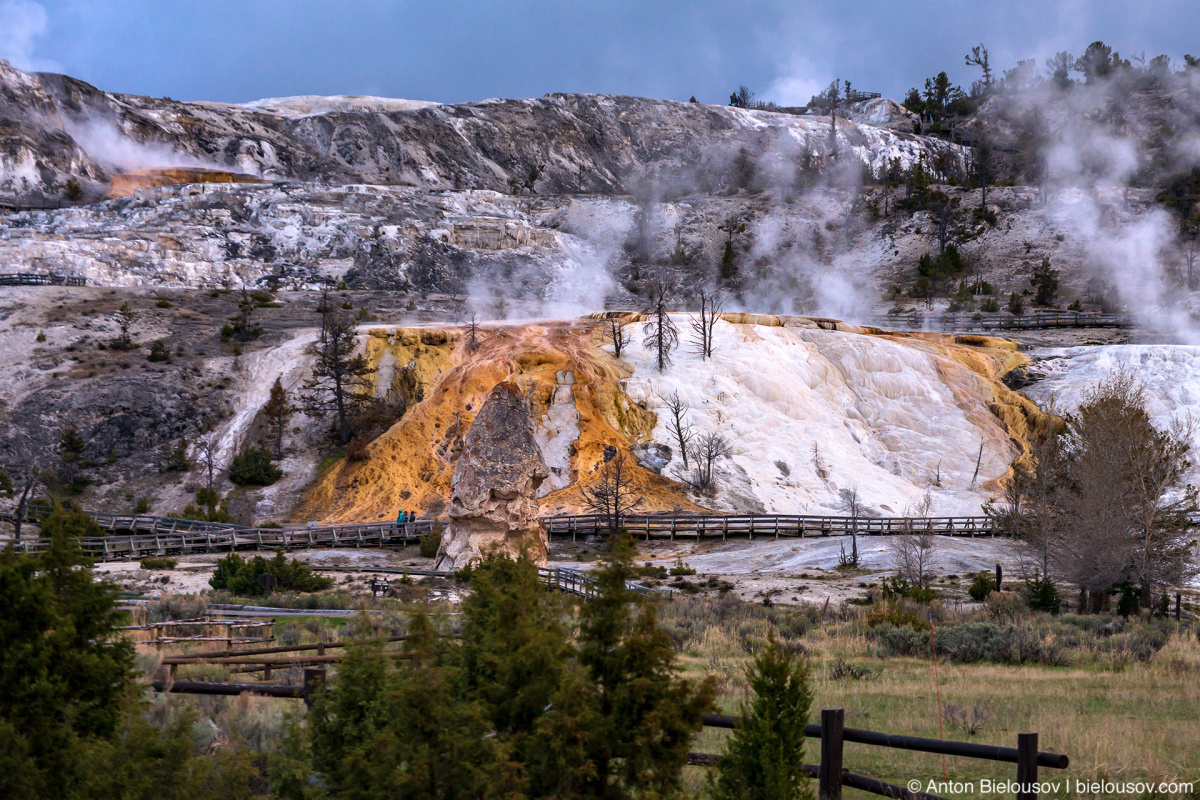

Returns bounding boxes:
[542,513,1001,541]
[0,272,87,286]
[4,507,1015,562]
[310,564,671,600]
[871,310,1134,332]
[699,707,1068,800]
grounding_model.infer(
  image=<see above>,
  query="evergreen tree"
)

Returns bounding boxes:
[0,505,135,797]
[572,530,716,797]
[263,377,293,459]
[1030,257,1059,306]
[711,634,814,800]
[301,311,376,444]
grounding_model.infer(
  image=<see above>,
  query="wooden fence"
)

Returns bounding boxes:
[3,507,1012,562]
[871,310,1134,332]
[310,564,671,600]
[0,272,87,286]
[698,707,1069,800]
[542,513,1000,541]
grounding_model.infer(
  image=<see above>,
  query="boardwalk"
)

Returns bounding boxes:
[3,507,1007,562]
[871,310,1134,332]
[0,272,87,286]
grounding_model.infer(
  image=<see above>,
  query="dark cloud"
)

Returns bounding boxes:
[4,0,1198,104]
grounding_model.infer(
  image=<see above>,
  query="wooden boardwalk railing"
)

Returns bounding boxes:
[871,310,1134,332]
[0,272,87,286]
[3,507,1012,562]
[542,513,1000,541]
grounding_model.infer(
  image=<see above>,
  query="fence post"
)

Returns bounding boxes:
[304,668,327,708]
[819,708,844,800]
[1016,731,1038,800]
[1176,592,1182,621]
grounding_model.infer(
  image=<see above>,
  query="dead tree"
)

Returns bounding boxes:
[642,279,678,372]
[580,447,641,533]
[112,302,137,350]
[839,485,863,567]
[4,430,46,543]
[689,432,732,489]
[889,493,939,586]
[465,314,482,353]
[664,391,694,470]
[603,317,632,359]
[689,289,722,359]
[193,433,221,495]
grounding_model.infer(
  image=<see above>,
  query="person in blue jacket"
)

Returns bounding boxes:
[396,509,409,524]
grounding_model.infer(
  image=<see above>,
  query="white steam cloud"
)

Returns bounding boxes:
[0,0,59,72]
[62,116,237,173]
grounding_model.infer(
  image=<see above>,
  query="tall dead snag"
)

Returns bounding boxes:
[689,289,722,359]
[689,432,732,489]
[581,446,641,533]
[3,429,45,543]
[642,279,678,373]
[302,312,376,445]
[664,391,694,470]
[603,317,632,359]
[465,313,482,353]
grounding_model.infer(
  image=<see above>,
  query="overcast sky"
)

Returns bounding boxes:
[2,0,1198,106]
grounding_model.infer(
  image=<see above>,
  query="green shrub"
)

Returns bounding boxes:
[419,523,441,558]
[669,557,696,576]
[228,444,282,486]
[133,496,151,514]
[867,601,931,631]
[968,572,996,602]
[1103,624,1169,662]
[147,339,171,362]
[155,299,173,308]
[1026,573,1062,614]
[209,550,333,595]
[139,556,177,570]
[882,575,936,604]
[980,297,1000,312]
[871,622,1065,665]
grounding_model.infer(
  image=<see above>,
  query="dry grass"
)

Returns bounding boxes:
[664,596,1200,799]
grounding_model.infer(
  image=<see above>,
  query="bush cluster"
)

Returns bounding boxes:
[873,622,1066,665]
[228,444,282,486]
[208,550,333,595]
[968,571,996,601]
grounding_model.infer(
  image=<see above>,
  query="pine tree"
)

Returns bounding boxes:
[711,634,814,800]
[0,505,136,797]
[301,312,375,444]
[573,530,717,796]
[263,377,292,459]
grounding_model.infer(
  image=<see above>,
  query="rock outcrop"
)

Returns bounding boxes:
[435,382,549,570]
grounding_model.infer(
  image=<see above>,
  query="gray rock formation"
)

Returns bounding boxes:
[436,382,549,570]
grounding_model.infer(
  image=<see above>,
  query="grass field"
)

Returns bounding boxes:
[663,596,1200,799]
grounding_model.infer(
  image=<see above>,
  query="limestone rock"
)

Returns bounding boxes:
[435,382,549,570]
